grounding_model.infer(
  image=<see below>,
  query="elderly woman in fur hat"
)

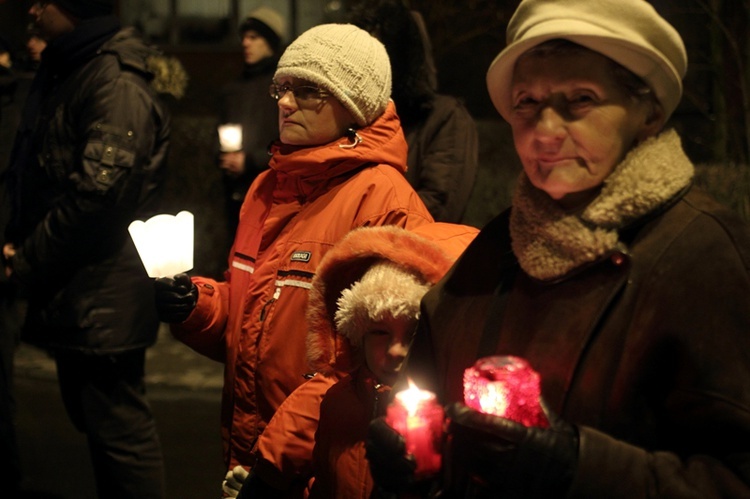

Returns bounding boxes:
[366,0,750,497]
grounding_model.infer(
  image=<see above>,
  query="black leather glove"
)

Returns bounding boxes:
[153,273,198,323]
[235,469,282,499]
[365,416,418,497]
[444,401,578,499]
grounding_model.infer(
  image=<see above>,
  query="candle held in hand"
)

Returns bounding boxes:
[386,381,443,476]
[218,123,243,152]
[463,355,549,428]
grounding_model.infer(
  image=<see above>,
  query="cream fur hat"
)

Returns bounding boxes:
[487,0,687,121]
[334,261,430,347]
[275,23,392,127]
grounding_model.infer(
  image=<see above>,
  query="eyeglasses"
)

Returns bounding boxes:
[269,82,329,103]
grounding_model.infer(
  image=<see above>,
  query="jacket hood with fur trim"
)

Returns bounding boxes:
[305,223,478,376]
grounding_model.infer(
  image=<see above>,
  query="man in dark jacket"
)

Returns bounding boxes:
[216,6,286,249]
[2,1,169,497]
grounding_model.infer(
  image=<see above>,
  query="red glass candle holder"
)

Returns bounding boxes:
[463,355,549,428]
[386,382,444,476]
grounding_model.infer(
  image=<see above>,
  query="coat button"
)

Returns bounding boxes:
[611,252,626,266]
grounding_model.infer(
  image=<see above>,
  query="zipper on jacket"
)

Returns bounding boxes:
[372,383,383,420]
[259,286,281,321]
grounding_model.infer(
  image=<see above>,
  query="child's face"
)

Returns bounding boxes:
[362,314,417,387]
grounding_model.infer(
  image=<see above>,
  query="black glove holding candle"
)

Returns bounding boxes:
[365,418,418,495]
[366,381,444,498]
[443,355,578,498]
[153,273,198,323]
[444,401,578,498]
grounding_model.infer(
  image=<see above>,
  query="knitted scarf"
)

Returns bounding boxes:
[510,129,694,281]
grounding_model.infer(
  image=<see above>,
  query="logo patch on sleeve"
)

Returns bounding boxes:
[291,251,312,262]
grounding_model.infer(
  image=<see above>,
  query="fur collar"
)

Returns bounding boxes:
[510,129,694,281]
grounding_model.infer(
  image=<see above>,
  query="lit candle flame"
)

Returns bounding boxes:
[395,379,436,416]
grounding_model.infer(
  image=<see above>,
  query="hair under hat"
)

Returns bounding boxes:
[486,0,687,122]
[274,23,392,127]
[52,0,114,19]
[240,6,286,51]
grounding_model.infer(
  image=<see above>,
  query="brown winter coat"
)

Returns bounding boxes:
[405,130,750,497]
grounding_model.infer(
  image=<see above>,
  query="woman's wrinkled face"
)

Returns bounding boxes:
[362,314,417,387]
[276,76,355,146]
[509,49,661,209]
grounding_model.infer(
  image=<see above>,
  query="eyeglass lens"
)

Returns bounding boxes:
[270,83,326,102]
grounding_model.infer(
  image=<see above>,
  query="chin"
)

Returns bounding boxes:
[378,373,398,387]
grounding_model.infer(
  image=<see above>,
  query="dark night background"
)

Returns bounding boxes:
[1,1,749,497]
[2,0,748,279]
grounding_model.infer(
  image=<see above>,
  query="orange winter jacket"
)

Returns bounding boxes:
[253,223,479,497]
[169,102,434,468]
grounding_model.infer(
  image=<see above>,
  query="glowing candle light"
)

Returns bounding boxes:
[218,123,243,152]
[128,211,194,278]
[386,380,443,476]
[463,356,549,428]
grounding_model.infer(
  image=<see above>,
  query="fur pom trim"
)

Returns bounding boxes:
[510,129,694,280]
[334,261,430,347]
[305,223,477,376]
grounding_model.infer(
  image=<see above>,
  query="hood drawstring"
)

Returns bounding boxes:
[339,128,363,149]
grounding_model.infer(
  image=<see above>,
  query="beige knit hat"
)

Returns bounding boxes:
[487,0,687,122]
[274,23,392,127]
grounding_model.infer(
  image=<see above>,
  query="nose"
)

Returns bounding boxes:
[387,340,409,360]
[535,105,567,142]
[277,90,297,111]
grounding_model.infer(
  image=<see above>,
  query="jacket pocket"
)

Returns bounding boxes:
[79,125,137,193]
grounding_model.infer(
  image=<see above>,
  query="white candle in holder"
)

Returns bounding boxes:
[128,211,194,278]
[218,123,243,152]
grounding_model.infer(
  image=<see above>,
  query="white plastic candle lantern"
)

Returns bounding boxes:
[128,211,194,278]
[218,123,243,152]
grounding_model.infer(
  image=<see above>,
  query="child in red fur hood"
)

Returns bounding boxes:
[230,223,477,498]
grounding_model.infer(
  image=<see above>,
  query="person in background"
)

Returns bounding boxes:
[153,23,433,496]
[0,33,23,497]
[2,1,174,497]
[366,0,750,497]
[0,34,18,163]
[349,0,479,224]
[231,223,477,498]
[24,27,46,69]
[216,6,286,246]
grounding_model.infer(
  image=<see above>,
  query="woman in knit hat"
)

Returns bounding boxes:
[154,23,433,493]
[366,0,750,497]
[233,223,477,498]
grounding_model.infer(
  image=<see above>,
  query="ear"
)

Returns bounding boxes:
[636,101,666,143]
